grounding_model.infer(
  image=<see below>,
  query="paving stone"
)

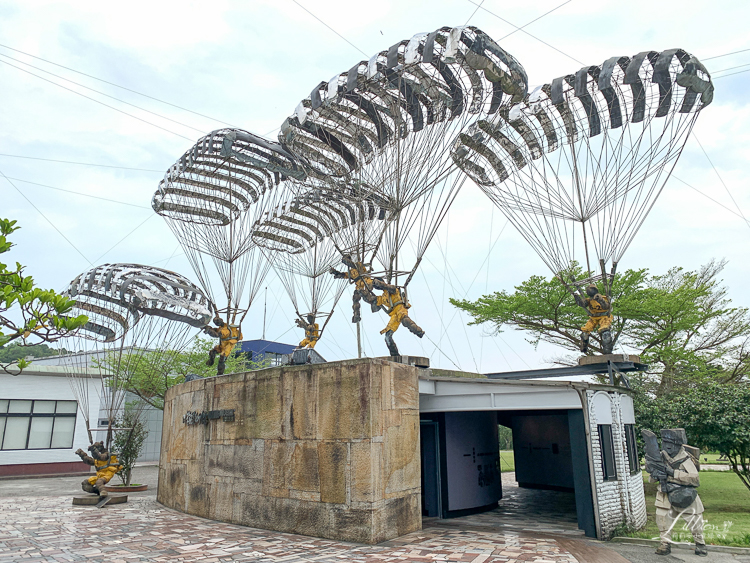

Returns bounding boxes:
[0,494,580,563]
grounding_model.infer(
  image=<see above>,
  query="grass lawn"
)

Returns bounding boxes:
[499,450,515,473]
[625,470,750,546]
[698,452,731,465]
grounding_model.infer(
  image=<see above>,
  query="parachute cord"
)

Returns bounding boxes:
[425,334,463,371]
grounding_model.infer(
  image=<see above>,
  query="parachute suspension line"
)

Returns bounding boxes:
[570,140,592,275]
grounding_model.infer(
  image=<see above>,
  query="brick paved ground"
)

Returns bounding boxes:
[0,494,581,563]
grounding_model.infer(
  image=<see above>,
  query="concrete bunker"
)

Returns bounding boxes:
[417,372,647,539]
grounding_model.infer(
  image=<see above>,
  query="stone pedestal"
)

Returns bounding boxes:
[158,358,422,544]
[72,494,127,506]
[375,355,430,368]
[578,354,641,366]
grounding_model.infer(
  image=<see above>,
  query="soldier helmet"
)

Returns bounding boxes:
[585,284,599,297]
[661,428,687,446]
[307,314,315,324]
[213,317,223,327]
[88,441,105,453]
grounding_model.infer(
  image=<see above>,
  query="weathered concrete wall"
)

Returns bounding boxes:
[158,358,422,544]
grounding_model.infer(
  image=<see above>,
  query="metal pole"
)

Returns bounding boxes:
[357,321,362,358]
[262,287,267,340]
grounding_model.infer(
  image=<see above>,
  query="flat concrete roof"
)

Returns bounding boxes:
[418,373,628,413]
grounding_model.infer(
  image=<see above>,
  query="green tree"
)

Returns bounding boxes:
[101,337,266,410]
[0,342,64,363]
[680,382,750,494]
[112,403,148,486]
[450,260,750,396]
[636,382,750,494]
[0,218,87,374]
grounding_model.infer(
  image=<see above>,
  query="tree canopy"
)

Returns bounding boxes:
[100,337,266,410]
[636,381,750,494]
[450,260,750,395]
[0,218,87,374]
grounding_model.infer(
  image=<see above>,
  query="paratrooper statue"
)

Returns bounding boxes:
[204,316,242,375]
[75,441,121,497]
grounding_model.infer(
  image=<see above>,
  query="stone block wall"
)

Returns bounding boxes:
[587,390,648,538]
[158,358,422,544]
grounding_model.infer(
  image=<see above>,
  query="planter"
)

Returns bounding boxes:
[104,483,148,492]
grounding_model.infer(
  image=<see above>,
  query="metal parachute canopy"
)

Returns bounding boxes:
[451,49,714,296]
[250,182,392,342]
[279,25,529,291]
[58,263,213,450]
[152,128,307,326]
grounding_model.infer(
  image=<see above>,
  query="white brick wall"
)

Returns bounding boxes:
[587,390,647,537]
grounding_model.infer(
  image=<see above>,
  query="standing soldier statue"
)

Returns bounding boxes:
[371,279,424,356]
[295,314,320,349]
[642,428,707,557]
[564,283,614,354]
[329,255,379,323]
[203,316,242,375]
[75,441,121,497]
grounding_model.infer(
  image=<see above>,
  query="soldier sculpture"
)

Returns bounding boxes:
[563,283,614,354]
[642,428,707,557]
[203,316,242,375]
[295,314,320,349]
[75,441,121,497]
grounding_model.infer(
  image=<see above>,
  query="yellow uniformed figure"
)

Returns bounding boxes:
[572,284,614,354]
[75,441,121,497]
[330,255,378,323]
[204,317,242,375]
[372,280,424,356]
[296,314,320,349]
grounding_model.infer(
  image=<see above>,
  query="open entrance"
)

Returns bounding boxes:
[419,409,596,537]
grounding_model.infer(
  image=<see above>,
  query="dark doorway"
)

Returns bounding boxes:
[420,420,441,517]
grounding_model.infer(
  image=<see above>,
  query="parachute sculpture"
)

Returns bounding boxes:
[277,25,529,355]
[451,49,714,295]
[59,263,213,448]
[152,128,307,332]
[281,25,528,287]
[250,185,391,349]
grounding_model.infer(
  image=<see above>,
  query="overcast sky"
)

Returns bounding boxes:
[1,0,748,373]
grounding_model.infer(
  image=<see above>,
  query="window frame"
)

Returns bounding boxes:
[0,399,78,451]
[624,424,640,475]
[598,424,618,481]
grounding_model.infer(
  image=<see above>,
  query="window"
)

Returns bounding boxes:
[624,424,640,475]
[0,399,77,450]
[598,424,617,480]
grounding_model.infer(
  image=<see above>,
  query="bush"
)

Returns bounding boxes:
[112,404,148,486]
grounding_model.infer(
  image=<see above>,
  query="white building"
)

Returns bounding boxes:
[0,364,102,477]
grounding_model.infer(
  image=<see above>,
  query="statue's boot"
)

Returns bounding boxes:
[401,316,424,338]
[206,348,217,367]
[95,478,108,497]
[217,356,226,376]
[695,543,708,557]
[600,329,613,354]
[580,332,590,353]
[385,330,400,356]
[655,543,671,556]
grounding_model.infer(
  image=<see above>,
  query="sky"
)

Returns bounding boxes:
[1,0,749,373]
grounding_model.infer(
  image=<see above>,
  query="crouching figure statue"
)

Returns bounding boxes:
[75,441,122,497]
